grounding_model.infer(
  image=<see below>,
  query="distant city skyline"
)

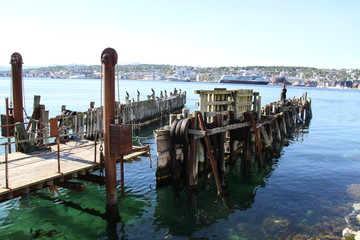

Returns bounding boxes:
[1,0,359,69]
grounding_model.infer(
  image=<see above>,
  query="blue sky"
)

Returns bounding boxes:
[1,0,359,68]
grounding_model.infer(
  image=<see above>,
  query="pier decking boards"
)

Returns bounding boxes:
[0,140,148,202]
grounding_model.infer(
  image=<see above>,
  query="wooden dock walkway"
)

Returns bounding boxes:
[0,139,149,202]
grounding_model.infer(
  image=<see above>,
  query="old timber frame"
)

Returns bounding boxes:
[154,88,312,195]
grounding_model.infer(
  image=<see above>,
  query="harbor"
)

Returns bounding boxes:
[0,51,360,239]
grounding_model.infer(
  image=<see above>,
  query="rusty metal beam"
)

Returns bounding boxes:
[10,52,24,123]
[101,48,118,207]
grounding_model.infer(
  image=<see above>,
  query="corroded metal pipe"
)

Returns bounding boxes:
[10,52,24,123]
[101,48,118,207]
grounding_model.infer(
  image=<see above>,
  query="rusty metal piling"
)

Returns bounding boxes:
[10,53,24,124]
[101,48,118,208]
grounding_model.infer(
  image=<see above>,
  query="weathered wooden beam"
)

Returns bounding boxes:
[247,112,264,166]
[197,112,223,196]
[15,122,35,153]
[205,100,233,106]
[188,129,206,137]
[260,126,272,148]
[56,181,86,192]
[206,122,250,135]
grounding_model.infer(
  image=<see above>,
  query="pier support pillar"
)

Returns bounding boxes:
[10,53,24,123]
[101,48,118,207]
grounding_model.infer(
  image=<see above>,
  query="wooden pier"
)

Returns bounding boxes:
[0,139,149,203]
[155,88,312,194]
[0,49,164,207]
[0,48,188,204]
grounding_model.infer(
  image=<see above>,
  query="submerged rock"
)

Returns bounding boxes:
[357,214,360,225]
[262,215,291,236]
[347,185,360,200]
[342,227,360,240]
[354,203,360,211]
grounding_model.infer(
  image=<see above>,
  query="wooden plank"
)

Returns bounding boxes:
[205,101,233,106]
[204,111,230,117]
[236,103,253,107]
[206,122,250,135]
[124,150,148,161]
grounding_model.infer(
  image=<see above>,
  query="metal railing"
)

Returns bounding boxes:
[0,127,103,190]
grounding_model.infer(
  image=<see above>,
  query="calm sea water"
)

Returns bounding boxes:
[0,77,360,239]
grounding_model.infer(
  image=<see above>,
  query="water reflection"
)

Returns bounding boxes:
[153,161,275,237]
[152,123,309,238]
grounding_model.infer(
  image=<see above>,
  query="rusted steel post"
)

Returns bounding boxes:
[101,48,118,207]
[5,143,9,189]
[10,53,24,123]
[57,137,61,173]
[5,98,12,153]
[94,139,97,163]
[120,155,124,198]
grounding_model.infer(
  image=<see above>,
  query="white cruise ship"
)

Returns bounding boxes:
[218,74,269,85]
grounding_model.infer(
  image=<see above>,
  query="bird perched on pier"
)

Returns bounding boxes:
[137,90,140,96]
[151,88,155,99]
[126,91,129,97]
[280,84,287,102]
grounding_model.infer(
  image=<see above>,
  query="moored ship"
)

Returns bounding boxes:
[218,74,269,85]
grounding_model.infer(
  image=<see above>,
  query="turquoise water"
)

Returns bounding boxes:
[1,77,360,239]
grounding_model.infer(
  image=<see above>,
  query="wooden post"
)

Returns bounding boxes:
[197,112,223,196]
[101,48,118,207]
[15,122,35,153]
[188,116,198,186]
[281,114,288,136]
[274,118,282,141]
[30,95,41,139]
[169,114,177,126]
[43,110,49,144]
[217,114,225,179]
[241,126,252,173]
[182,108,189,118]
[38,104,45,145]
[229,111,235,166]
[247,112,264,166]
[10,53,24,123]
[260,126,271,148]
[257,96,262,120]
[252,92,258,117]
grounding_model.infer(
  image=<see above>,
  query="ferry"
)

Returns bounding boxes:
[218,74,269,85]
[165,74,191,82]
